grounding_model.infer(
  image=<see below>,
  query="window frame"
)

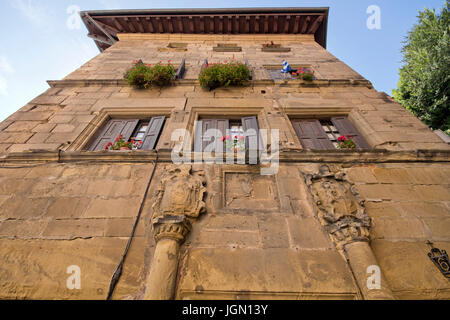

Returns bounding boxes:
[194,116,261,153]
[186,106,267,155]
[290,116,371,151]
[264,64,320,81]
[67,107,173,152]
[85,116,166,151]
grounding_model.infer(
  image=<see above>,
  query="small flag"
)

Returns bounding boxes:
[281,60,291,73]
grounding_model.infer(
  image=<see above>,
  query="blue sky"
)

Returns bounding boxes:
[0,0,446,122]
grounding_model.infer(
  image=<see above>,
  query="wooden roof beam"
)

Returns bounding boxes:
[135,17,145,33]
[308,15,324,34]
[301,16,311,33]
[112,18,125,32]
[88,33,114,45]
[123,17,136,32]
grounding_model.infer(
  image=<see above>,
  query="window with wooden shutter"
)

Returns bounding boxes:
[194,117,261,154]
[88,119,139,151]
[140,116,165,150]
[331,117,371,149]
[241,116,261,153]
[292,119,334,150]
[291,117,370,150]
[194,119,229,152]
[86,116,165,151]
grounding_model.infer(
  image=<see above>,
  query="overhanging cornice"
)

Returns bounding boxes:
[80,7,329,52]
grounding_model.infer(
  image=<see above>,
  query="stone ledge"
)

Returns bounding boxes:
[47,79,373,88]
[1,149,449,164]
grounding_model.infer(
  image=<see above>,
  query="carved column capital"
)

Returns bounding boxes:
[328,218,370,250]
[150,165,206,243]
[303,165,372,250]
[152,215,192,243]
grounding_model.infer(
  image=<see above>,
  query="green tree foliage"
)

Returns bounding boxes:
[393,1,450,134]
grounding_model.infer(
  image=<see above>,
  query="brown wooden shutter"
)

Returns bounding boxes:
[331,117,371,149]
[175,58,186,79]
[267,69,284,81]
[194,120,204,152]
[141,116,165,150]
[241,116,261,153]
[292,119,334,150]
[195,119,229,152]
[89,119,139,151]
[216,119,229,152]
[202,119,216,151]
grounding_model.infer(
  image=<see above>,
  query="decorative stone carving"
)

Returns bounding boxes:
[153,216,192,243]
[304,165,371,249]
[151,165,206,243]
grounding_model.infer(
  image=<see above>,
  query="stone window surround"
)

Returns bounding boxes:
[282,107,381,150]
[67,107,174,151]
[185,106,267,152]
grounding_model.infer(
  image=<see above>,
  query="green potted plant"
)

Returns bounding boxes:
[337,135,356,149]
[262,41,291,52]
[104,134,143,151]
[124,59,176,88]
[291,67,316,81]
[199,61,251,90]
[222,134,245,153]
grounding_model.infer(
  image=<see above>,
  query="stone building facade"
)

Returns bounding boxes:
[0,8,449,300]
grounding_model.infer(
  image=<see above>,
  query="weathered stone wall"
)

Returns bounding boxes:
[0,162,448,299]
[0,34,449,300]
[0,83,447,155]
[64,34,363,81]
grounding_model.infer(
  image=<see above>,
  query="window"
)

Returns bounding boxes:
[213,43,242,52]
[291,117,370,150]
[194,116,260,152]
[158,43,188,52]
[86,116,165,151]
[265,65,317,81]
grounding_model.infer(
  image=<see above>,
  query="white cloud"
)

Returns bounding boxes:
[0,56,14,74]
[0,75,8,96]
[11,0,49,27]
[0,56,13,96]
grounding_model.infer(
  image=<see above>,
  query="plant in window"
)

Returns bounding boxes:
[337,135,356,149]
[291,67,315,81]
[124,59,176,88]
[263,41,281,48]
[124,60,150,89]
[222,134,245,152]
[104,134,143,151]
[148,61,176,87]
[199,61,251,90]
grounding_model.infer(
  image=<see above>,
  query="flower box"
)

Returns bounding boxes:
[124,59,186,88]
[213,43,242,52]
[104,134,143,151]
[199,59,251,90]
[158,43,188,52]
[261,47,291,52]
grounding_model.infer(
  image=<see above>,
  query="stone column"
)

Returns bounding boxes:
[345,241,394,300]
[329,222,395,300]
[303,165,395,300]
[144,216,191,300]
[143,165,206,300]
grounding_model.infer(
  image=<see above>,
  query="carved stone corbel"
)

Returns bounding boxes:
[303,165,394,300]
[144,165,206,300]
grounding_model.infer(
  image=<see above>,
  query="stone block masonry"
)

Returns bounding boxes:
[0,31,448,300]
